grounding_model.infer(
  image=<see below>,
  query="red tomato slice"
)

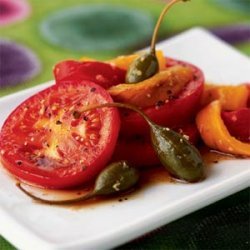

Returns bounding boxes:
[112,135,159,167]
[221,108,250,142]
[113,123,199,167]
[120,58,204,136]
[54,60,126,89]
[0,81,120,189]
[175,123,200,146]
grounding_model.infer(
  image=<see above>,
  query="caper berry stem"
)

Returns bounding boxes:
[150,0,190,54]
[17,161,139,205]
[83,102,154,126]
[17,183,95,205]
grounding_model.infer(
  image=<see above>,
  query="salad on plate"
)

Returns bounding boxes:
[0,0,249,205]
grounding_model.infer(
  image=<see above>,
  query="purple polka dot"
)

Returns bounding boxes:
[0,40,41,88]
[0,0,30,26]
[210,24,250,44]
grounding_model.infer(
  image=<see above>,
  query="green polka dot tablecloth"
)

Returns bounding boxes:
[0,0,249,97]
[0,0,249,249]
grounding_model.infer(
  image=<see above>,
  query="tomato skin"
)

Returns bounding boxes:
[119,58,204,136]
[54,60,126,89]
[0,81,120,189]
[221,108,250,142]
[175,123,200,146]
[112,138,159,167]
[113,123,199,167]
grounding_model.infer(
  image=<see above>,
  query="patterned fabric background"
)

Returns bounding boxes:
[0,0,250,96]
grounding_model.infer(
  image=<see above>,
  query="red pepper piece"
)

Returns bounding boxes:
[222,108,250,143]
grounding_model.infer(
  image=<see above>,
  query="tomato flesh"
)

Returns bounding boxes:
[119,58,204,136]
[0,81,120,189]
[54,60,126,89]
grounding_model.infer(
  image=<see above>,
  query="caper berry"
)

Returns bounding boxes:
[150,125,205,182]
[17,161,139,205]
[94,161,139,196]
[125,52,159,83]
[125,0,190,84]
[82,102,205,182]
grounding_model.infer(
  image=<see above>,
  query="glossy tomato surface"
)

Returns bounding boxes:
[113,123,200,167]
[113,136,159,167]
[222,108,250,142]
[54,60,126,89]
[119,58,204,136]
[0,81,120,189]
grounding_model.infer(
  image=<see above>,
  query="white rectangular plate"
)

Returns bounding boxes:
[0,28,249,250]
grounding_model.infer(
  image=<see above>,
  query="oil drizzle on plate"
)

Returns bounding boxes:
[18,166,173,210]
[200,146,240,165]
[18,147,244,209]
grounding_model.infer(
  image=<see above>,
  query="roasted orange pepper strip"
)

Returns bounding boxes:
[109,65,193,108]
[107,50,166,71]
[80,51,166,71]
[196,100,250,156]
[201,84,248,111]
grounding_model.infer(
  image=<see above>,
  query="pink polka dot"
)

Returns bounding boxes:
[0,0,30,26]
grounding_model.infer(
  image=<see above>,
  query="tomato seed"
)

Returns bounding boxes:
[73,111,81,119]
[56,120,62,125]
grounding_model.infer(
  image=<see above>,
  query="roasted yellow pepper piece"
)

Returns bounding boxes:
[107,50,166,71]
[108,65,193,108]
[79,51,166,71]
[196,100,250,157]
[201,84,248,111]
[79,56,95,62]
